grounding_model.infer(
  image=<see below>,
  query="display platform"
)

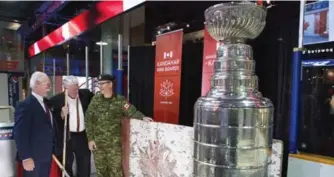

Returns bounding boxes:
[128,119,283,177]
[287,153,334,177]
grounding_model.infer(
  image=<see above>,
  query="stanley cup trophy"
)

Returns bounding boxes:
[194,1,274,177]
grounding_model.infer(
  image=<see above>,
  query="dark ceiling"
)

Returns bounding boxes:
[0,1,95,46]
[0,1,44,23]
[25,1,96,44]
[42,1,95,31]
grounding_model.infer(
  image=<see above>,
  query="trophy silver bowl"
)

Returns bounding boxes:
[193,2,273,177]
[205,2,267,41]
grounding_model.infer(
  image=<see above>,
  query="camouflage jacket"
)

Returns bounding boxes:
[85,93,144,147]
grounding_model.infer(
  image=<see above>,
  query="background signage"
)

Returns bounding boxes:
[153,29,183,124]
[7,73,19,108]
[201,27,219,96]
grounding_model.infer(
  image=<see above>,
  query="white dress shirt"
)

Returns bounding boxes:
[67,96,85,132]
[31,92,53,126]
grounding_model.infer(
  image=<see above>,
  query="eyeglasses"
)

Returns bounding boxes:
[98,81,110,86]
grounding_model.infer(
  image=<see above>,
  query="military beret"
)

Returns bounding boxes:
[98,74,115,81]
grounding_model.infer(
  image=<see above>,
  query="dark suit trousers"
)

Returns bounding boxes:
[66,130,91,177]
[23,160,51,177]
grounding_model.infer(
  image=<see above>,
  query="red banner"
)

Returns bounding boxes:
[153,30,183,124]
[0,61,20,71]
[201,27,219,96]
[28,1,123,58]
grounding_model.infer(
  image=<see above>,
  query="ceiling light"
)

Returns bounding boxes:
[96,41,108,46]
[0,21,21,31]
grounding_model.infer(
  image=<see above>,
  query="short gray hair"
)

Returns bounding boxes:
[29,71,48,88]
[63,76,79,87]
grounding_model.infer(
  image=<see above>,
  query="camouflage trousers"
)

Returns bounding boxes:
[94,149,123,177]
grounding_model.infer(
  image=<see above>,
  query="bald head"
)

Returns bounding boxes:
[30,71,50,97]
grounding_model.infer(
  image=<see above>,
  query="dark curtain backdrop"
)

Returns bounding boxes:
[129,46,155,117]
[129,43,203,126]
[179,43,203,126]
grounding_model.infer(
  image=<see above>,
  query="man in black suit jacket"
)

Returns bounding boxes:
[13,71,58,177]
[49,76,94,177]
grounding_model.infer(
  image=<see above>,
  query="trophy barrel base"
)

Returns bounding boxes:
[193,160,268,177]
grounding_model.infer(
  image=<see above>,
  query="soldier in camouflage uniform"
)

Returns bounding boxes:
[85,74,152,177]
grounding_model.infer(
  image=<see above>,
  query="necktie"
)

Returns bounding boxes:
[44,102,51,123]
[76,98,80,132]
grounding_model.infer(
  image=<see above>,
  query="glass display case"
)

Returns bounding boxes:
[299,59,334,157]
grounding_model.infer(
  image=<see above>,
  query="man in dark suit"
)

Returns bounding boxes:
[49,76,94,177]
[13,71,58,177]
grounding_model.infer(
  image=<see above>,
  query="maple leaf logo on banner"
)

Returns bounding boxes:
[159,79,174,99]
[163,51,173,59]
